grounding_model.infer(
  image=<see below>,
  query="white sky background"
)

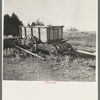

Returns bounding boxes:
[4,0,97,31]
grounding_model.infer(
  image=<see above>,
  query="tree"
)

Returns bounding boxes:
[67,27,78,32]
[31,22,35,26]
[35,19,44,26]
[4,13,23,36]
[27,22,31,26]
[4,14,11,36]
[31,19,45,27]
[10,13,23,36]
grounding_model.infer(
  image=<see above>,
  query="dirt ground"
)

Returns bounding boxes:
[3,53,96,81]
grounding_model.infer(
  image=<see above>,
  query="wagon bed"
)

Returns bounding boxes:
[14,25,74,56]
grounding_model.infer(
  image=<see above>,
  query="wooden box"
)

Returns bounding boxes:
[19,26,64,43]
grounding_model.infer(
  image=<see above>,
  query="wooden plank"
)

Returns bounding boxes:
[33,28,39,38]
[21,27,25,38]
[40,28,47,42]
[49,27,54,41]
[26,27,31,37]
[76,50,96,56]
[14,44,45,60]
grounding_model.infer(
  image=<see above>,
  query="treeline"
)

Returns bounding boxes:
[4,13,23,36]
[4,13,45,36]
[4,12,79,36]
[28,19,45,26]
[66,27,78,31]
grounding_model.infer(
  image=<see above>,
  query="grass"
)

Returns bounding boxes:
[63,31,96,52]
[3,47,96,81]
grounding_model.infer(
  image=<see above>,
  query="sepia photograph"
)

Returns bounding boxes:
[3,0,97,81]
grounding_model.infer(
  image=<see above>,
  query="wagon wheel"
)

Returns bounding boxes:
[49,46,58,57]
[24,36,37,52]
[65,43,73,52]
[30,36,37,52]
[62,42,75,57]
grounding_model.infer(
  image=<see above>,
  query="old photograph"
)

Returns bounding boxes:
[3,0,97,81]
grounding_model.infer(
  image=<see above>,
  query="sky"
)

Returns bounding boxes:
[3,0,97,31]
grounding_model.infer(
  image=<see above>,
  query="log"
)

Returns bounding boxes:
[14,44,45,60]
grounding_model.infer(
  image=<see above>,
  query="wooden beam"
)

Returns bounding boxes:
[24,27,27,37]
[14,44,45,60]
[31,27,33,36]
[38,28,40,41]
[76,50,96,56]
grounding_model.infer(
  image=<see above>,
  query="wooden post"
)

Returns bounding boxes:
[24,27,27,37]
[48,27,51,43]
[57,28,59,40]
[53,28,55,42]
[38,28,40,41]
[61,27,63,39]
[31,27,33,36]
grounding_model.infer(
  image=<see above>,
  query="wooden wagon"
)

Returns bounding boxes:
[15,25,74,56]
